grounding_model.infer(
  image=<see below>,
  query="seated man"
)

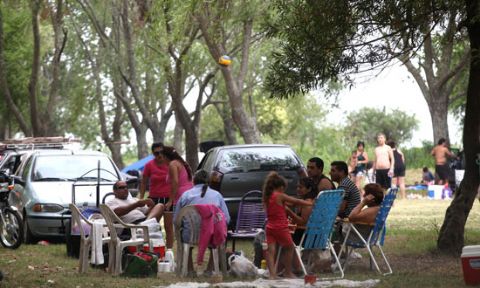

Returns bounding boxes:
[329,161,361,219]
[174,170,230,275]
[106,180,164,224]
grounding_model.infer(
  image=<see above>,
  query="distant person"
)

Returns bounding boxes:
[354,141,369,189]
[159,146,194,249]
[263,172,312,279]
[307,157,336,192]
[107,180,164,224]
[348,150,358,180]
[431,138,454,185]
[422,167,435,185]
[387,140,406,199]
[329,161,361,219]
[373,133,394,189]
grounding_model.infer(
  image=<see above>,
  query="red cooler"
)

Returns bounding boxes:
[461,245,480,285]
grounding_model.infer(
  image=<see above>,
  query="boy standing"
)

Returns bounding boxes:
[373,133,395,189]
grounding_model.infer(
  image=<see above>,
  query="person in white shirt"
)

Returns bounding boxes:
[107,180,164,224]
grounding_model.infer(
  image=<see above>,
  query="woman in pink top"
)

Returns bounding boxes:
[159,146,193,248]
[263,172,312,279]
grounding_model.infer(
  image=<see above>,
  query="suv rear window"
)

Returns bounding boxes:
[218,147,301,173]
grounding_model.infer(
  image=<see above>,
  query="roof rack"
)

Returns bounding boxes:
[0,137,81,151]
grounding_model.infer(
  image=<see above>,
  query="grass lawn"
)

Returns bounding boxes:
[1,199,479,287]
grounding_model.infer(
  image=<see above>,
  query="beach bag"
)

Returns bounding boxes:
[122,251,158,277]
[228,253,258,277]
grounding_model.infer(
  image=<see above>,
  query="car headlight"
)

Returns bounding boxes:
[32,203,64,213]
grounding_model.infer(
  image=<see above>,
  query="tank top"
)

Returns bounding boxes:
[311,174,336,191]
[166,161,193,204]
[356,152,366,172]
[393,149,405,171]
[266,191,289,230]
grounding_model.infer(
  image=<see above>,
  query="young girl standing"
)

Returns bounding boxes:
[263,172,312,279]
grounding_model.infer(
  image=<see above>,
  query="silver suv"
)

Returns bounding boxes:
[197,144,307,229]
[10,149,122,243]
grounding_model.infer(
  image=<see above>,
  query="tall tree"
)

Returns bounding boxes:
[266,0,480,254]
[194,0,262,144]
[344,107,419,146]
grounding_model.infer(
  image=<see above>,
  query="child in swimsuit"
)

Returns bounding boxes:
[263,172,312,279]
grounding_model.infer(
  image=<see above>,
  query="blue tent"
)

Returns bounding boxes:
[121,155,154,173]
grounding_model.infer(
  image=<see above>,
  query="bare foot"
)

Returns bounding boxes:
[284,272,297,279]
[268,275,278,280]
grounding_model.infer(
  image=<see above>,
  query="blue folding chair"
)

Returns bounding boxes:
[276,189,345,278]
[338,187,398,275]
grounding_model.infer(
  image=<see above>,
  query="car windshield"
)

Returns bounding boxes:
[219,147,301,173]
[32,155,118,182]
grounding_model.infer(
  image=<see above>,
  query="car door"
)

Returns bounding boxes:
[9,154,34,213]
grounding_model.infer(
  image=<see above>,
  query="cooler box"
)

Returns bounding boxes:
[427,185,443,199]
[461,245,480,285]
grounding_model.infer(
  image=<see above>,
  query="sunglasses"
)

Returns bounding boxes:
[153,151,162,156]
[116,186,128,189]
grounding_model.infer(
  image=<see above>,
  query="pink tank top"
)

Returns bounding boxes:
[166,161,193,204]
[266,191,289,230]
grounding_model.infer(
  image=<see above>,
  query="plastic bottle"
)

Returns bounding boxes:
[164,249,175,272]
[262,241,268,260]
[260,259,267,269]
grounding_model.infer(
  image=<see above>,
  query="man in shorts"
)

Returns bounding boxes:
[431,138,454,184]
[107,180,164,224]
[373,133,395,189]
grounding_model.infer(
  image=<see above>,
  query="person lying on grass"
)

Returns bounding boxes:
[263,172,313,279]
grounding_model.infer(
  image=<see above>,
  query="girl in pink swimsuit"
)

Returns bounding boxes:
[263,172,312,279]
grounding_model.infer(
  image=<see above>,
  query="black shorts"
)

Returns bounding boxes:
[375,169,391,189]
[149,197,175,212]
[435,164,450,180]
[394,168,405,177]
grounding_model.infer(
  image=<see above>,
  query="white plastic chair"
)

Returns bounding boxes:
[174,205,227,277]
[99,204,152,276]
[69,204,111,273]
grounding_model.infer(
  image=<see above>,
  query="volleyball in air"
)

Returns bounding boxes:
[218,55,232,66]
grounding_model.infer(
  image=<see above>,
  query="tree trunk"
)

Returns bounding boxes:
[196,11,261,144]
[427,91,450,144]
[173,117,184,155]
[214,102,237,145]
[43,0,65,136]
[437,0,480,255]
[28,0,42,136]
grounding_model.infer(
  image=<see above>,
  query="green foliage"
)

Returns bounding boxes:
[265,0,461,98]
[344,107,419,147]
[403,142,435,169]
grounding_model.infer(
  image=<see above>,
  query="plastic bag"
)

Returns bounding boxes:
[228,253,258,277]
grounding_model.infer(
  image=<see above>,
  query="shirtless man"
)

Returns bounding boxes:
[373,133,395,189]
[431,138,454,184]
[307,157,336,192]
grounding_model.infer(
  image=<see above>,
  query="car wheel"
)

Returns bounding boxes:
[23,214,36,244]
